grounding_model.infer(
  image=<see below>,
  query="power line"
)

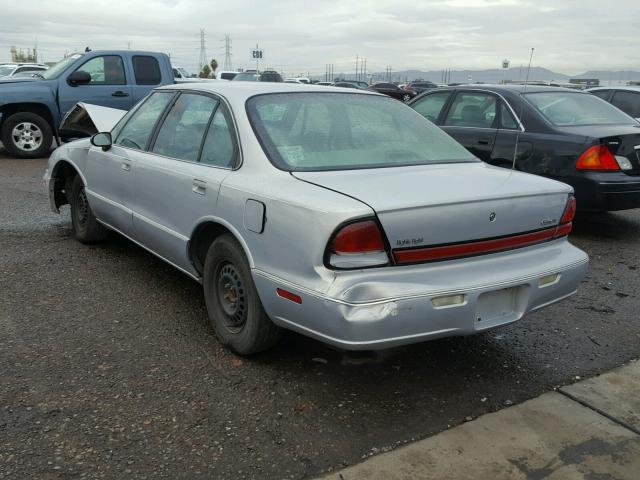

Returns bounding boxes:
[223,33,232,71]
[198,28,207,73]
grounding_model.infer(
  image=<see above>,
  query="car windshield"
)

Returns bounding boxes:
[524,91,635,126]
[41,54,84,80]
[233,72,259,82]
[0,66,15,77]
[247,92,477,171]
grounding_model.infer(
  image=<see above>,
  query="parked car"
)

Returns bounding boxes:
[217,70,238,81]
[405,80,438,94]
[232,70,283,83]
[409,85,640,211]
[45,83,587,354]
[369,82,417,102]
[284,78,305,83]
[588,86,640,121]
[316,81,334,86]
[0,50,183,158]
[172,66,192,79]
[0,63,48,78]
[334,82,360,89]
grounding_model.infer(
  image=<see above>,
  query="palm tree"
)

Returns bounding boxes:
[210,59,219,78]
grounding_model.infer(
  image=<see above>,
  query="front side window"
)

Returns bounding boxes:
[590,90,610,100]
[200,106,237,167]
[132,56,161,85]
[246,92,476,171]
[114,91,174,150]
[151,93,218,161]
[611,91,640,118]
[75,55,126,85]
[412,91,451,123]
[444,92,497,128]
[525,91,635,126]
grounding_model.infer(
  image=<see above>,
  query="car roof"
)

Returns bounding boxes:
[156,81,381,102]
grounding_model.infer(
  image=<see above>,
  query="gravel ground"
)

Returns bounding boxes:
[1,154,639,479]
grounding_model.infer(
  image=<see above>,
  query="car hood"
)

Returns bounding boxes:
[59,102,127,138]
[0,77,41,84]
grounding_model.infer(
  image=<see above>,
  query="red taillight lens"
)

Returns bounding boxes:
[554,195,576,238]
[576,145,619,171]
[403,85,412,91]
[332,220,385,254]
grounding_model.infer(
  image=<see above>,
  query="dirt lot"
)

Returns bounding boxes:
[1,154,639,479]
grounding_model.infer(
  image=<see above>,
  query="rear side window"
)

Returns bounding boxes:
[114,91,174,150]
[200,106,237,168]
[151,93,218,161]
[132,56,162,85]
[499,103,519,130]
[611,91,640,118]
[412,91,450,123]
[590,90,611,100]
[444,92,497,128]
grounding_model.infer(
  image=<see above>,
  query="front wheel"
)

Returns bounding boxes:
[203,234,281,355]
[70,175,108,243]
[402,94,412,102]
[0,112,53,158]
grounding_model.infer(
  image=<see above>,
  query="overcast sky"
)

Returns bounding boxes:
[1,0,638,76]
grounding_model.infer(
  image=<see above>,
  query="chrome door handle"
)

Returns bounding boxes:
[192,179,207,195]
[121,161,131,171]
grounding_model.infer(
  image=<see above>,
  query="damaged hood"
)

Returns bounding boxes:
[59,102,127,139]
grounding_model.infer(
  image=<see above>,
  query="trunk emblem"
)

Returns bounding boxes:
[489,212,496,222]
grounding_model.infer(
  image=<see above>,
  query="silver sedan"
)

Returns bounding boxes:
[44,83,589,354]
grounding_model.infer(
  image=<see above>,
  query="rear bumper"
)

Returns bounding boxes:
[253,239,588,350]
[567,172,640,211]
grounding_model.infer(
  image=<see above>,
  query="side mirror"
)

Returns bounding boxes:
[91,132,112,151]
[67,70,91,86]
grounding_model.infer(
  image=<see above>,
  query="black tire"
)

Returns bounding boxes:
[203,234,281,355]
[402,94,412,102]
[1,112,53,159]
[70,175,108,243]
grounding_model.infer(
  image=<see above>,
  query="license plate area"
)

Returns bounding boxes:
[475,285,528,330]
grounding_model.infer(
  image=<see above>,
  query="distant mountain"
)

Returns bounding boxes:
[326,67,640,84]
[573,70,640,81]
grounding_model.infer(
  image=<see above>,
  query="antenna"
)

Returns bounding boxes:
[512,48,534,170]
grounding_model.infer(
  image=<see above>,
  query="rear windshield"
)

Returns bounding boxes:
[246,92,476,171]
[233,72,259,81]
[524,91,635,126]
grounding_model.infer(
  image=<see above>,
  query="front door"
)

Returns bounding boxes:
[131,92,237,274]
[58,55,133,117]
[84,90,175,236]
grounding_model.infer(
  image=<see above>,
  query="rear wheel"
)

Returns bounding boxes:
[402,93,412,102]
[203,234,281,355]
[70,175,108,243]
[1,112,53,158]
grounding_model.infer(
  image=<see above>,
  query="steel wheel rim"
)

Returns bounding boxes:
[11,122,43,151]
[216,262,247,332]
[76,187,89,226]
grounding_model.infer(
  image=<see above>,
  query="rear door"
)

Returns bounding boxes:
[489,100,534,169]
[131,92,236,272]
[411,90,453,123]
[58,54,133,116]
[129,55,165,104]
[440,91,499,162]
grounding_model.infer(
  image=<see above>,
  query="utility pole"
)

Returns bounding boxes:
[223,33,232,71]
[364,58,367,84]
[198,28,208,73]
[355,55,359,81]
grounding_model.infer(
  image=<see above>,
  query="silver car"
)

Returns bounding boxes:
[44,83,589,354]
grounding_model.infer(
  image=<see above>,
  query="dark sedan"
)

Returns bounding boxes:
[588,86,640,121]
[405,80,439,95]
[409,85,640,211]
[369,82,417,102]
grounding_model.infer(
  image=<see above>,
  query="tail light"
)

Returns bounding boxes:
[553,195,576,238]
[403,84,413,91]
[576,145,619,171]
[327,219,390,269]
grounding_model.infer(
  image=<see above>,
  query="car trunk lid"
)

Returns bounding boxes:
[293,163,572,256]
